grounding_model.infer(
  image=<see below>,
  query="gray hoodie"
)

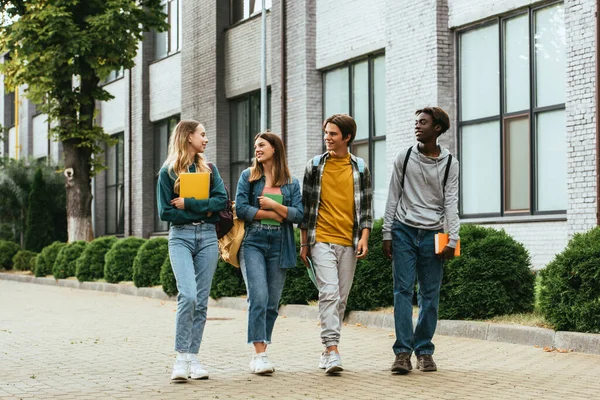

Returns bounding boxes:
[382,144,460,247]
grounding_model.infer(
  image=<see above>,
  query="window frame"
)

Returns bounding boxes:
[230,0,272,26]
[456,1,566,219]
[153,0,181,61]
[105,132,125,236]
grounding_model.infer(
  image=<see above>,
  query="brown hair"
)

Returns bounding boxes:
[415,107,450,136]
[322,113,357,146]
[249,132,292,187]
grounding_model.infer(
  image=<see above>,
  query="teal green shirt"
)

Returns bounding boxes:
[156,163,228,225]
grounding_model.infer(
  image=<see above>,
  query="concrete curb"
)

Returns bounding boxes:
[2,272,599,356]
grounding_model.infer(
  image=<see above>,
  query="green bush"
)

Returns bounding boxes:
[132,238,168,287]
[539,227,600,333]
[24,168,54,252]
[12,250,37,271]
[104,237,146,283]
[439,225,535,320]
[0,239,21,270]
[53,241,87,279]
[75,236,118,282]
[279,229,318,305]
[346,219,393,312]
[35,241,66,277]
[210,260,246,299]
[160,256,178,297]
[29,254,38,271]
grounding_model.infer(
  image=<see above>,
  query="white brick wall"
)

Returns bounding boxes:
[149,53,182,122]
[99,79,126,134]
[449,0,538,28]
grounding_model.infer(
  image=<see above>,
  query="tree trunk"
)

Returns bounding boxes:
[62,141,94,242]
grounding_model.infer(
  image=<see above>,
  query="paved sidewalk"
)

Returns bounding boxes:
[1,280,599,400]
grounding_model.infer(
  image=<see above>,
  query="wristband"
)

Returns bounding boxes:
[300,244,309,247]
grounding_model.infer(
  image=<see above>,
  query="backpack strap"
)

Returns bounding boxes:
[442,154,453,193]
[356,157,365,174]
[401,146,413,189]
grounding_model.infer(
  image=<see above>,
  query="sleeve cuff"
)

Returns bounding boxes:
[382,232,392,241]
[448,238,458,248]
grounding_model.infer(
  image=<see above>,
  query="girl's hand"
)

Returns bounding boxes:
[170,197,185,210]
[258,196,277,210]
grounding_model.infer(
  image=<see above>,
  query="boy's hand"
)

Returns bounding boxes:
[170,197,185,210]
[356,238,368,259]
[300,245,311,268]
[438,245,456,260]
[383,240,392,259]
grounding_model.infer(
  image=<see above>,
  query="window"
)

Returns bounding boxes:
[154,116,180,232]
[322,54,386,218]
[106,133,124,235]
[103,68,124,84]
[154,0,182,60]
[230,0,272,25]
[458,2,565,217]
[229,90,271,195]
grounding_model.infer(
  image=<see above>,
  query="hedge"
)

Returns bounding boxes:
[35,241,66,277]
[104,237,146,283]
[160,256,177,297]
[0,240,21,270]
[210,260,246,299]
[133,238,168,287]
[539,227,600,333]
[76,236,118,282]
[53,241,87,279]
[12,250,36,271]
[439,224,535,320]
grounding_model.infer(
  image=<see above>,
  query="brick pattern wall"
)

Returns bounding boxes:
[448,0,538,28]
[149,54,182,122]
[99,79,126,135]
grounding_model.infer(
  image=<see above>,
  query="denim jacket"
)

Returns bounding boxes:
[235,168,304,268]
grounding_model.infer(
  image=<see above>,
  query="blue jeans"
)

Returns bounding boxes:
[240,222,286,344]
[168,223,219,354]
[392,221,443,356]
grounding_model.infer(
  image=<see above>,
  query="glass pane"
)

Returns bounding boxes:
[230,99,249,162]
[460,24,500,121]
[504,15,530,113]
[250,93,261,138]
[373,56,385,137]
[117,134,124,184]
[154,122,168,171]
[117,183,125,234]
[154,179,169,232]
[169,0,179,53]
[373,140,387,219]
[353,142,369,166]
[505,117,530,211]
[251,0,272,13]
[536,110,566,211]
[106,143,117,186]
[231,162,250,198]
[106,186,116,235]
[154,2,168,59]
[324,67,349,119]
[534,4,565,107]
[352,61,369,141]
[461,121,501,214]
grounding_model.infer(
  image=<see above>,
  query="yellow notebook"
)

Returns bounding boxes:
[179,172,210,199]
[434,233,461,256]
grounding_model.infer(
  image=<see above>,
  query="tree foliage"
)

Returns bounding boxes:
[24,168,54,252]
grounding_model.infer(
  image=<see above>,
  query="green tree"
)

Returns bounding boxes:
[0,1,167,241]
[24,169,54,252]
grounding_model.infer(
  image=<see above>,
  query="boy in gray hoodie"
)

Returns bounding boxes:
[382,107,459,374]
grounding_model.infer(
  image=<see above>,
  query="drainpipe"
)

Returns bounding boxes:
[596,0,600,225]
[280,0,287,147]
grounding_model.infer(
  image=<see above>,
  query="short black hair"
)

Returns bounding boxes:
[415,107,450,135]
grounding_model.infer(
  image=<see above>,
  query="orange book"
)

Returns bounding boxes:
[434,233,460,256]
[179,172,211,199]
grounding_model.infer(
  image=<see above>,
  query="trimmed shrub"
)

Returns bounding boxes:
[440,225,535,320]
[12,250,37,271]
[75,236,118,282]
[539,227,600,333]
[160,256,178,297]
[0,240,21,270]
[280,229,318,305]
[346,219,393,312]
[29,254,38,271]
[53,241,87,279]
[104,237,146,283]
[35,241,66,277]
[210,260,246,299]
[132,238,168,287]
[24,168,54,252]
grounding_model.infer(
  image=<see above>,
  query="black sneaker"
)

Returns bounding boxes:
[416,354,437,372]
[391,352,412,374]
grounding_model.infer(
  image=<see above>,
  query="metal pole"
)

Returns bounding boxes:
[260,0,267,132]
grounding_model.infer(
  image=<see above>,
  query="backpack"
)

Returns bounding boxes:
[207,163,233,239]
[401,147,453,193]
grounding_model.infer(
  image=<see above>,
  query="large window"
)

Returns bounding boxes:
[154,0,181,60]
[229,90,271,195]
[154,116,180,232]
[323,54,387,218]
[458,2,565,217]
[106,133,124,235]
[230,0,272,25]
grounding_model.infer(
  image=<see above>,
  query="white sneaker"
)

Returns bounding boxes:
[170,356,189,381]
[325,351,343,374]
[188,354,209,380]
[318,351,329,369]
[249,352,275,375]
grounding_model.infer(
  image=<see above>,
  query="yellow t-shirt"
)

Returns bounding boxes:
[316,154,354,246]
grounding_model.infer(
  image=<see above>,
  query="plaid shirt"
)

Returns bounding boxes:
[299,152,373,249]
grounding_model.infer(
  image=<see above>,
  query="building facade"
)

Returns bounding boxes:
[0,0,595,269]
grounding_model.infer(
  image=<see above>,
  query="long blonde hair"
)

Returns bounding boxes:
[162,120,211,194]
[249,132,291,186]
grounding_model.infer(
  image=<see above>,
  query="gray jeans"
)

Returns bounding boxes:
[311,242,357,347]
